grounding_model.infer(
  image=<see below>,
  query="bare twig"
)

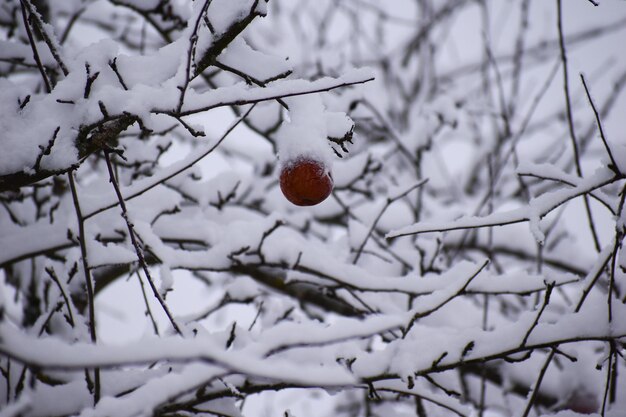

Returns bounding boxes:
[556,0,601,252]
[44,266,75,327]
[580,73,619,173]
[353,179,428,264]
[177,0,212,114]
[20,0,68,76]
[521,283,554,347]
[85,103,257,219]
[520,349,556,417]
[20,0,51,93]
[600,341,617,415]
[403,260,489,336]
[135,270,160,336]
[67,170,100,404]
[103,150,183,336]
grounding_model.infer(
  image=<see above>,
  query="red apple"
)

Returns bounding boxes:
[279,158,333,206]
[563,390,598,414]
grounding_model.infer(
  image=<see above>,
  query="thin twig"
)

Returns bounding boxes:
[353,179,428,263]
[508,0,531,116]
[20,0,68,76]
[403,260,489,336]
[556,0,601,252]
[520,349,556,417]
[135,270,160,336]
[20,1,51,93]
[103,151,183,336]
[172,76,375,117]
[575,243,613,312]
[579,73,619,173]
[600,341,616,415]
[67,171,100,405]
[521,283,554,347]
[44,266,75,327]
[60,6,86,44]
[177,0,212,114]
[85,104,257,219]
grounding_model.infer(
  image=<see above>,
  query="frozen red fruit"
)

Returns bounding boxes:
[279,158,333,206]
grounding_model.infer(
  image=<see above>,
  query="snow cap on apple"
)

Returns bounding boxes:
[276,95,334,206]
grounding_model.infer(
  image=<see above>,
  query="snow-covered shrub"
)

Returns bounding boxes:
[1,0,625,416]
